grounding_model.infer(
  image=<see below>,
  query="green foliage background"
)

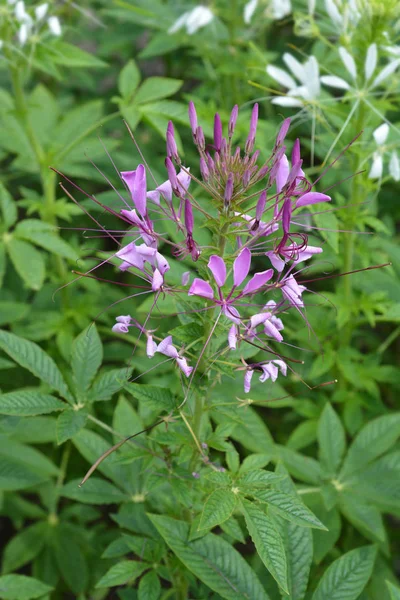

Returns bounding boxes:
[0,0,399,598]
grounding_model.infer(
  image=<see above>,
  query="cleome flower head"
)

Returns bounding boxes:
[60,98,336,397]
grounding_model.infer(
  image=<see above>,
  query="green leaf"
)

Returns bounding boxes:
[62,477,127,504]
[125,383,175,412]
[138,571,161,600]
[387,582,400,600]
[89,368,129,402]
[273,464,313,600]
[251,489,327,530]
[339,493,386,542]
[0,390,65,416]
[149,514,270,600]
[0,183,17,229]
[6,238,45,290]
[54,523,88,594]
[118,60,141,100]
[0,330,73,402]
[134,77,183,104]
[0,575,53,599]
[51,41,107,68]
[276,445,322,485]
[56,408,88,444]
[0,439,58,478]
[311,546,377,600]
[340,413,400,478]
[14,219,78,260]
[71,325,102,398]
[0,243,6,288]
[0,301,29,325]
[312,208,339,253]
[96,561,149,588]
[2,522,47,574]
[199,488,237,530]
[239,454,272,473]
[0,455,46,491]
[304,494,341,564]
[220,516,246,543]
[318,403,346,473]
[241,499,288,593]
[237,469,286,488]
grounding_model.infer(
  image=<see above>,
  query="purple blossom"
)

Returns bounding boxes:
[156,335,193,377]
[188,248,273,326]
[146,166,191,206]
[244,360,287,393]
[115,243,170,291]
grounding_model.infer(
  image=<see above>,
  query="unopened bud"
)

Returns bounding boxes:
[184,198,194,235]
[276,118,291,146]
[291,139,301,166]
[256,190,267,222]
[165,157,178,195]
[196,126,205,151]
[245,103,258,154]
[229,104,239,138]
[200,157,210,181]
[188,101,198,138]
[214,113,222,152]
[224,173,234,207]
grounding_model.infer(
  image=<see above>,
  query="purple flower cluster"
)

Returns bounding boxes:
[93,103,331,393]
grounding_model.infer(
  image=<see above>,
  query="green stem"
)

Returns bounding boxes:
[49,442,71,518]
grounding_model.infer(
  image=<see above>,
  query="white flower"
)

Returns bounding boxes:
[18,23,29,45]
[0,41,3,50]
[368,123,400,181]
[271,0,291,19]
[321,44,400,93]
[244,0,258,23]
[15,1,31,24]
[324,0,360,34]
[244,0,291,23]
[47,16,62,36]
[169,6,214,35]
[35,3,49,21]
[267,53,321,107]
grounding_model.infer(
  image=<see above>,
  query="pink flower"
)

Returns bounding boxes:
[146,167,191,205]
[189,248,274,325]
[115,243,170,291]
[244,359,287,392]
[156,335,193,377]
[266,243,323,273]
[280,275,306,308]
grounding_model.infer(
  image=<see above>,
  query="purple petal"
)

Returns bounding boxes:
[156,252,170,275]
[233,248,251,287]
[223,304,241,324]
[177,168,191,196]
[176,357,193,378]
[264,320,283,342]
[146,335,157,358]
[228,324,238,349]
[181,271,190,286]
[214,113,222,151]
[266,251,285,273]
[273,359,287,376]
[229,105,239,137]
[116,242,144,271]
[121,164,147,217]
[282,198,292,235]
[242,269,274,295]
[152,268,164,291]
[255,190,267,222]
[188,278,214,299]
[112,323,129,334]
[157,335,179,358]
[184,199,194,235]
[208,255,227,287]
[116,315,132,324]
[120,209,142,227]
[296,192,331,208]
[244,369,254,393]
[276,155,290,193]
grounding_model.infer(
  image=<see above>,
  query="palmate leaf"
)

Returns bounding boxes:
[311,546,377,600]
[276,445,322,485]
[339,493,386,542]
[56,408,88,444]
[241,499,288,593]
[0,330,73,402]
[54,523,88,595]
[199,488,237,530]
[125,383,176,412]
[148,514,270,600]
[14,219,78,260]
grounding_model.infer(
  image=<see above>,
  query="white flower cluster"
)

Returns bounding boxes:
[369,123,400,182]
[7,0,62,46]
